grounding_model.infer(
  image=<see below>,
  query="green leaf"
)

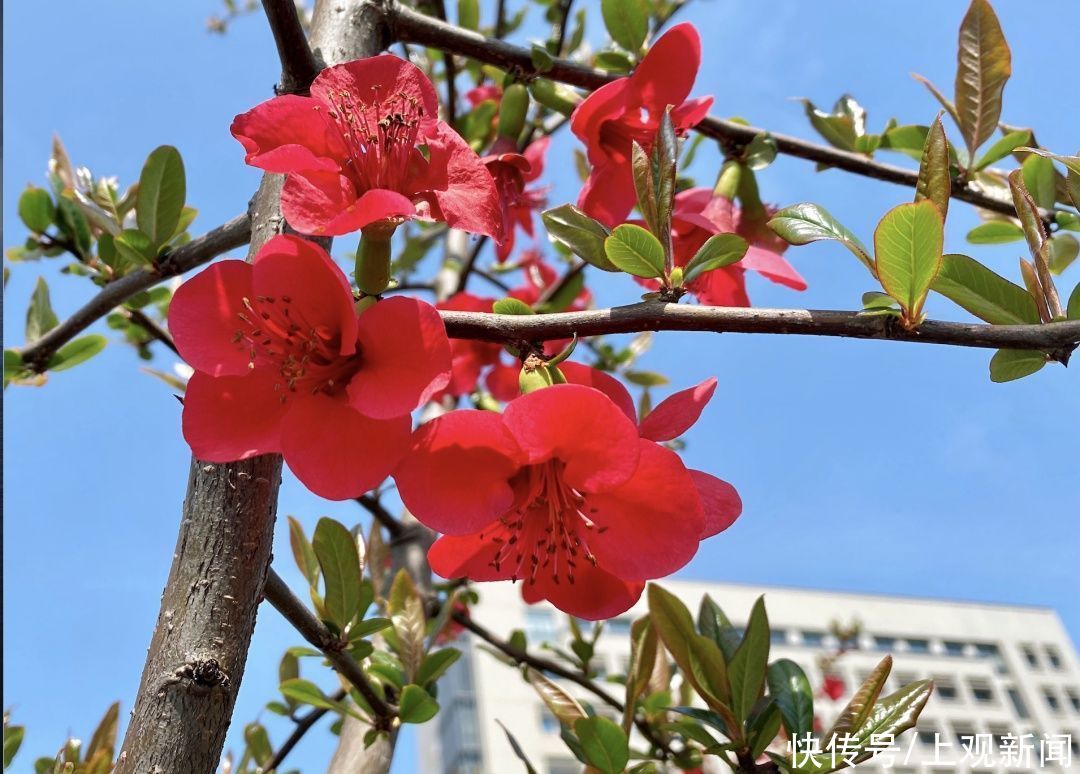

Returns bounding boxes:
[624,370,668,387]
[574,716,629,774]
[18,187,55,233]
[768,202,874,275]
[727,596,770,724]
[744,132,777,170]
[530,44,554,73]
[493,297,535,315]
[594,50,634,72]
[932,253,1040,324]
[25,277,59,343]
[873,200,944,320]
[825,655,892,744]
[843,680,934,765]
[747,701,783,759]
[542,205,619,272]
[243,723,273,767]
[287,515,320,587]
[914,115,951,220]
[115,229,156,267]
[312,517,363,629]
[1008,168,1048,257]
[697,595,740,661]
[55,197,92,257]
[1056,211,1080,233]
[137,145,186,248]
[1068,282,1080,320]
[798,98,857,152]
[1016,147,1080,176]
[279,678,342,711]
[457,0,479,30]
[4,724,25,769]
[624,616,658,731]
[85,702,119,761]
[683,234,748,284]
[601,0,647,52]
[880,123,932,160]
[495,719,538,774]
[912,75,962,129]
[605,224,666,278]
[954,0,1011,156]
[766,659,814,749]
[973,129,1031,170]
[525,667,586,726]
[1049,234,1079,275]
[1022,154,1057,211]
[416,648,461,686]
[989,349,1045,382]
[398,684,439,724]
[966,220,1024,244]
[46,335,106,372]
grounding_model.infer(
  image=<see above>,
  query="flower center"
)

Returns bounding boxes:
[323,87,426,195]
[233,295,360,401]
[483,460,608,586]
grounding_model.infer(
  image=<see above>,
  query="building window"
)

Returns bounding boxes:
[952,724,977,746]
[1045,646,1063,670]
[525,609,558,643]
[539,707,560,734]
[975,642,1000,658]
[967,679,995,704]
[1045,687,1062,713]
[449,750,482,774]
[801,630,825,647]
[906,638,930,654]
[770,628,789,645]
[874,636,896,652]
[935,677,958,701]
[607,617,633,635]
[1007,687,1030,719]
[1066,689,1080,713]
[916,728,938,746]
[943,640,966,657]
[547,758,581,774]
[1021,645,1040,669]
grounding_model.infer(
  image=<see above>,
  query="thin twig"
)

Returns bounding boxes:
[261,0,320,94]
[356,494,405,539]
[534,260,586,308]
[126,309,179,356]
[429,0,458,125]
[471,266,512,292]
[440,302,1080,353]
[388,4,1058,223]
[455,236,489,294]
[553,0,574,57]
[258,690,346,774]
[263,569,395,728]
[453,611,677,760]
[18,214,251,372]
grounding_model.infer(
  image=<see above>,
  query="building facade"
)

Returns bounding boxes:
[418,580,1080,773]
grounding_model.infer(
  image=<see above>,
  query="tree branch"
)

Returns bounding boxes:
[440,302,1080,353]
[262,0,320,94]
[18,214,251,372]
[126,308,179,356]
[452,611,678,760]
[356,494,405,539]
[263,569,396,726]
[259,690,346,774]
[388,5,1058,223]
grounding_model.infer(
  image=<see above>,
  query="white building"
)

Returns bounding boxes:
[419,580,1080,773]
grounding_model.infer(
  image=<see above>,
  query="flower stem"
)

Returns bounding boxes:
[356,226,395,296]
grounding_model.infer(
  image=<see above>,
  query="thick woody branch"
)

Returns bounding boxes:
[19,214,250,372]
[263,569,395,725]
[262,0,320,93]
[452,611,678,759]
[441,303,1080,353]
[388,5,1056,223]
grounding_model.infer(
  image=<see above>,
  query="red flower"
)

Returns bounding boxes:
[822,674,846,701]
[465,84,502,108]
[638,188,806,306]
[169,234,451,500]
[231,55,500,239]
[570,23,713,227]
[433,292,504,401]
[394,378,740,619]
[484,137,551,262]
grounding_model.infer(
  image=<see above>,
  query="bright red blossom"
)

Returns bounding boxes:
[571,23,713,227]
[483,137,551,262]
[394,370,740,619]
[169,234,451,500]
[822,674,846,701]
[231,55,500,238]
[638,188,807,306]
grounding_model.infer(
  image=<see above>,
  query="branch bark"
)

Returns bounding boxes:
[388,4,1056,223]
[440,302,1080,353]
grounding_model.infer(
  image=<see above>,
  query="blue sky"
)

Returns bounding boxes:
[3,1,1077,771]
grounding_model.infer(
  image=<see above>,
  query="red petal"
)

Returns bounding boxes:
[502,384,639,492]
[169,260,254,377]
[688,265,750,307]
[281,172,416,236]
[670,96,714,131]
[557,361,636,423]
[631,23,702,112]
[586,439,704,579]
[411,121,502,239]
[429,530,513,582]
[394,410,523,535]
[230,94,346,173]
[638,377,717,442]
[570,78,631,166]
[523,136,550,182]
[690,469,742,538]
[522,564,644,620]
[251,234,358,356]
[280,395,411,500]
[310,55,439,118]
[348,297,451,419]
[484,361,521,403]
[182,370,287,460]
[577,159,638,228]
[741,245,808,291]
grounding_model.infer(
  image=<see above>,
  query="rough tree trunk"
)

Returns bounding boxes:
[116,3,388,771]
